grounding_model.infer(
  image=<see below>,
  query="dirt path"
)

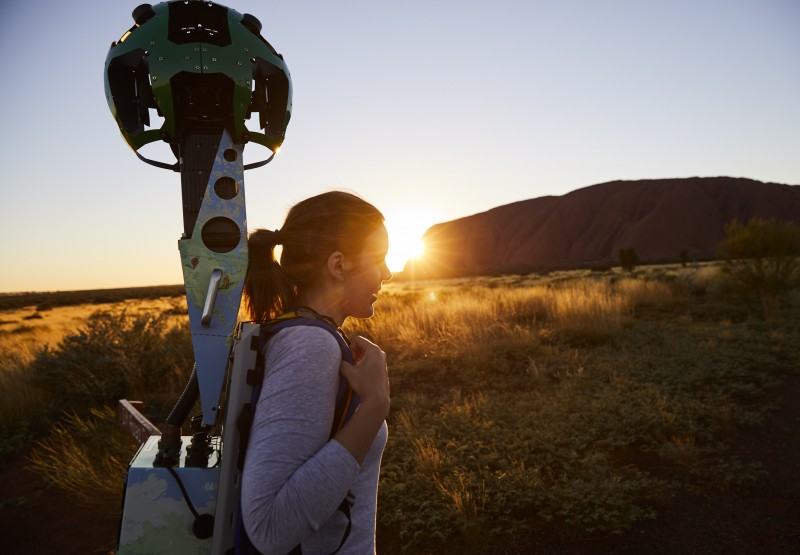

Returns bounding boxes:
[2,376,798,554]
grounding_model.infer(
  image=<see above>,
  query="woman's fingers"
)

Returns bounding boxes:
[341,336,389,411]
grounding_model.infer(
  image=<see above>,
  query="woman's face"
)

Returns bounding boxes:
[343,224,392,319]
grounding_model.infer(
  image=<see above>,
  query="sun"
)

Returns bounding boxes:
[383,207,439,273]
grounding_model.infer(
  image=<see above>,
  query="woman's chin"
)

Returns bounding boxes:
[355,305,375,319]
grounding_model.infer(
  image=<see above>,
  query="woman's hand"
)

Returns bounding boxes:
[335,336,389,463]
[340,336,390,418]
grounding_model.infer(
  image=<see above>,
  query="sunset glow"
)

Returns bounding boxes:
[1,2,798,293]
[383,208,440,273]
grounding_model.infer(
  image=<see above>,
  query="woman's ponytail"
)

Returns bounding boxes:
[243,228,295,322]
[244,191,384,321]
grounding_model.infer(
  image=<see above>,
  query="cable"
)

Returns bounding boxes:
[165,466,215,539]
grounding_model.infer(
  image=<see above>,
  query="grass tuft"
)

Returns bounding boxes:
[29,406,138,510]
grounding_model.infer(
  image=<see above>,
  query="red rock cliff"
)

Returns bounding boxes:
[407,177,800,277]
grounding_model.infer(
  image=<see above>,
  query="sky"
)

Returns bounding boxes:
[0,0,798,292]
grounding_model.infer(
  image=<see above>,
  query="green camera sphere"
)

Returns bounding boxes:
[104,1,292,163]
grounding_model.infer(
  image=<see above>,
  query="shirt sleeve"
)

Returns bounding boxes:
[240,325,360,554]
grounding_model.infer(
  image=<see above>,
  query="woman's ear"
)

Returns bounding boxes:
[325,251,352,281]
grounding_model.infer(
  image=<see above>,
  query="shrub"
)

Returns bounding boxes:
[716,218,800,313]
[28,311,193,420]
[681,264,726,296]
[619,247,640,272]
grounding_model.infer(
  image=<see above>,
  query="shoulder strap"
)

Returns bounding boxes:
[259,315,359,438]
[261,316,355,365]
[237,312,358,472]
[235,313,359,555]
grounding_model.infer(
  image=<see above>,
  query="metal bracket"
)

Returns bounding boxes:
[201,269,223,327]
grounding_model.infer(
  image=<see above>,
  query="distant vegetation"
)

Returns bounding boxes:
[716,217,800,317]
[619,247,641,272]
[2,256,797,552]
[0,284,184,311]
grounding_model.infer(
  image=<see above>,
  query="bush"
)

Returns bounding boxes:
[28,311,193,420]
[619,247,640,272]
[716,218,800,315]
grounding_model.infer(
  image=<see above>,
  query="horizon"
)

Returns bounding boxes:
[0,176,800,298]
[1,0,798,292]
[1,173,798,294]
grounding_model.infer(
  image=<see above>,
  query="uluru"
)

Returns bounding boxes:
[407,177,800,278]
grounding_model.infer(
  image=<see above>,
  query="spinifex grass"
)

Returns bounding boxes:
[344,269,799,553]
[28,407,138,509]
[3,266,798,553]
[0,297,186,427]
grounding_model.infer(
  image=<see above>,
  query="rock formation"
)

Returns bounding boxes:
[406,177,800,277]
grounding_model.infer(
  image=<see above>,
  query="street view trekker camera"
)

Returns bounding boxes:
[104,2,291,552]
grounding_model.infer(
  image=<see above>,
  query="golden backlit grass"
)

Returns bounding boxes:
[4,264,798,553]
[27,407,134,509]
[346,266,798,552]
[350,274,652,350]
[614,277,676,307]
[0,297,185,426]
[0,297,184,349]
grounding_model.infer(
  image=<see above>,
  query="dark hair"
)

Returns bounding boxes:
[244,191,385,322]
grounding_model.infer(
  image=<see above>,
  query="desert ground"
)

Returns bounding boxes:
[1,269,798,554]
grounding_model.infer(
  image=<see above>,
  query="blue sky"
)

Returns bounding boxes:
[0,0,798,292]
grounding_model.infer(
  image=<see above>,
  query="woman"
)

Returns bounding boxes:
[240,191,392,554]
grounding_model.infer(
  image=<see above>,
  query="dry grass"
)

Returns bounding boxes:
[356,284,545,355]
[546,280,632,340]
[28,407,137,508]
[350,277,643,350]
[0,297,184,426]
[4,264,797,553]
[411,436,445,476]
[0,297,183,350]
[357,266,796,551]
[614,277,676,307]
[433,470,488,525]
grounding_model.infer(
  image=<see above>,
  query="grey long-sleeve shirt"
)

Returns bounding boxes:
[241,325,387,554]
